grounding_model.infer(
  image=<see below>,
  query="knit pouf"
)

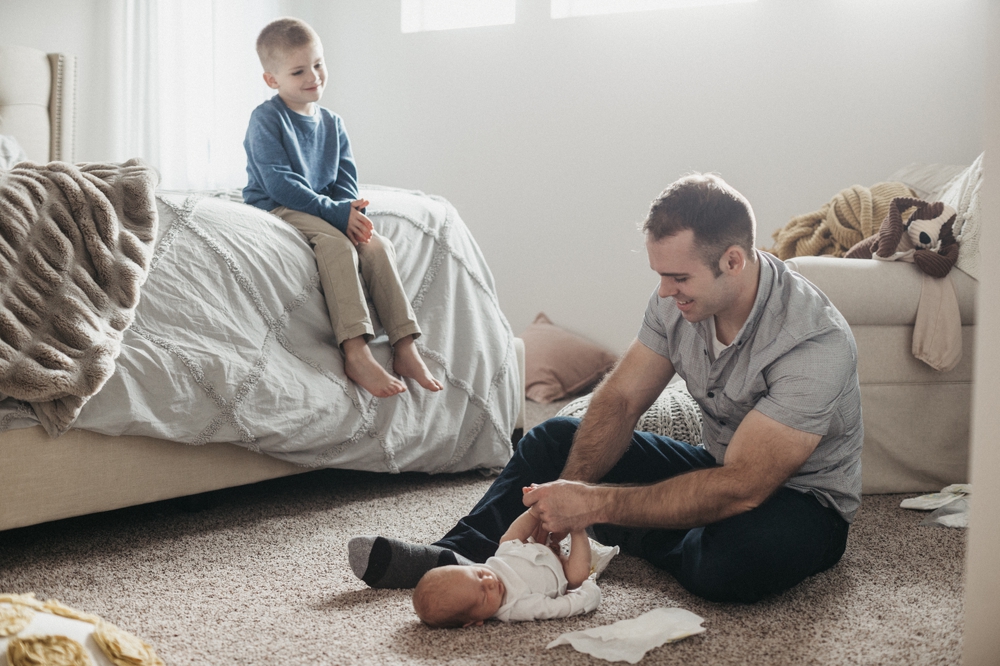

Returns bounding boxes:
[556,382,704,446]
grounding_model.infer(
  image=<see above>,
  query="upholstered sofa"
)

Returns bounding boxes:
[785,159,982,493]
[786,256,976,493]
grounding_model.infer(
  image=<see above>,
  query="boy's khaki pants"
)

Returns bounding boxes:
[272,207,420,346]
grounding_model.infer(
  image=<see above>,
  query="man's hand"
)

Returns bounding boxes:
[346,199,373,245]
[523,480,604,534]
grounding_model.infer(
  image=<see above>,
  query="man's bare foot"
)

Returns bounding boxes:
[393,336,444,391]
[342,337,406,397]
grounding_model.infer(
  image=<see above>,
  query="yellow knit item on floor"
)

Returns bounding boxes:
[0,594,164,666]
[7,634,94,666]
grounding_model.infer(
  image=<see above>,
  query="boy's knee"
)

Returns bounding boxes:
[358,233,394,259]
[315,231,356,257]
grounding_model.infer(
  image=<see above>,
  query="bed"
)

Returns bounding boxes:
[0,44,526,532]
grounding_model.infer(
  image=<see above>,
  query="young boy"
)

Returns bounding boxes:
[244,17,442,397]
[411,497,608,627]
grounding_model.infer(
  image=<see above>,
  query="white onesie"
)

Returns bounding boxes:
[485,540,601,622]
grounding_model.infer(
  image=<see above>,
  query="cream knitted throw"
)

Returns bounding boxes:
[0,159,159,435]
[771,182,915,259]
[557,382,704,446]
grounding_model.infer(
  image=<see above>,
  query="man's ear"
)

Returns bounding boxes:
[262,72,279,89]
[721,246,746,274]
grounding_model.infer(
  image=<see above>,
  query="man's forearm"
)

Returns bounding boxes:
[594,466,760,530]
[561,382,642,483]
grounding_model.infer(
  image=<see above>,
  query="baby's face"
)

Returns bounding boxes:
[449,566,506,627]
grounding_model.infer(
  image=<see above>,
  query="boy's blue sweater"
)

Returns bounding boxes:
[243,95,360,234]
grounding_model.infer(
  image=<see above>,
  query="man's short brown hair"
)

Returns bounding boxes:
[642,173,757,276]
[256,17,319,72]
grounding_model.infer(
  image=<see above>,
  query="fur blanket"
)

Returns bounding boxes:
[0,159,159,435]
[771,182,914,259]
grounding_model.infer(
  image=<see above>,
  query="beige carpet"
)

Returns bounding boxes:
[0,400,965,665]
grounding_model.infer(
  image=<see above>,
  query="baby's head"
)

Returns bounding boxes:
[412,565,506,628]
[256,18,326,113]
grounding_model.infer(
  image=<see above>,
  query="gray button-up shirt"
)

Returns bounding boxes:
[638,251,863,522]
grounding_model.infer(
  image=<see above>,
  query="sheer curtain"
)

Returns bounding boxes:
[107,0,279,190]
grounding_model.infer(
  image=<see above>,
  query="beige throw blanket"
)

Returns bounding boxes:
[771,182,915,259]
[0,159,159,435]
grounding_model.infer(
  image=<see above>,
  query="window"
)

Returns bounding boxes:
[551,0,756,19]
[401,0,516,33]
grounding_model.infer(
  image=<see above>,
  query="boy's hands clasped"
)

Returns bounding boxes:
[347,198,373,245]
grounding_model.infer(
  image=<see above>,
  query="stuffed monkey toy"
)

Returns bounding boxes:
[846,197,958,278]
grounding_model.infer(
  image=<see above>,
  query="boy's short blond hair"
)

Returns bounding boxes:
[256,17,320,72]
[412,568,475,628]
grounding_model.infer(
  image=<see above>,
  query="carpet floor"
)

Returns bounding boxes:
[0,400,965,665]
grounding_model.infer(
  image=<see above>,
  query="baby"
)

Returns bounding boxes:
[412,501,605,627]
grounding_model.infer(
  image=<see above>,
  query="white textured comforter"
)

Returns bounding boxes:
[6,185,519,473]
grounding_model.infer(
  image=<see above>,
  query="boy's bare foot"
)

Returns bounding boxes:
[342,337,406,397]
[393,336,444,391]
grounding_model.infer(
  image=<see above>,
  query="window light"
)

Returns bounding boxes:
[551,0,756,19]
[401,0,516,33]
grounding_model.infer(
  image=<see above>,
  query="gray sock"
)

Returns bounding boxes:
[347,536,472,589]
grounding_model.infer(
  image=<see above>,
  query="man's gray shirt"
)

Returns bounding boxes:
[637,251,863,522]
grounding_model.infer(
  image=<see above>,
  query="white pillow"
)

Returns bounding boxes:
[936,152,984,280]
[886,162,967,200]
[0,134,29,169]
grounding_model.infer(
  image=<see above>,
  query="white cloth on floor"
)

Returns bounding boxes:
[546,607,706,663]
[900,483,970,510]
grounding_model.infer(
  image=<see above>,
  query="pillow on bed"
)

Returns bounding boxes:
[521,313,618,403]
[0,134,28,169]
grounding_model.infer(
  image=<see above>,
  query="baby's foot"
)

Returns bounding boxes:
[343,338,406,398]
[393,337,443,391]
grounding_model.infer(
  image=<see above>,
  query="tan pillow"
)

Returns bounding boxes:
[521,313,618,403]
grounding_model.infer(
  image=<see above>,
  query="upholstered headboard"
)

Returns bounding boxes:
[0,44,76,163]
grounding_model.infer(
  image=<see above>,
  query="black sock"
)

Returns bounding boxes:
[348,536,471,589]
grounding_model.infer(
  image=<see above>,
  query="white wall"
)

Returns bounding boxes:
[295,0,987,351]
[0,0,989,350]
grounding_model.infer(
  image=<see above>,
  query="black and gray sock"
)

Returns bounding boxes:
[347,536,472,589]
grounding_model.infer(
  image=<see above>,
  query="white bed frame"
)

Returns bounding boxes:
[0,44,526,532]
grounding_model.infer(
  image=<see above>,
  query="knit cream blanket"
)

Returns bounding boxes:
[771,182,915,259]
[0,159,159,435]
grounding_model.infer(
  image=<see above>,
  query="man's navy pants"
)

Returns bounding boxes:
[435,416,849,603]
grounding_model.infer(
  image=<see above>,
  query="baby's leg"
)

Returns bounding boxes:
[563,530,593,589]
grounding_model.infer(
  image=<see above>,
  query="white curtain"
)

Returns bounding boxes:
[108,0,279,190]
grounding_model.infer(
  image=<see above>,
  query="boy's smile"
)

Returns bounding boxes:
[264,43,327,115]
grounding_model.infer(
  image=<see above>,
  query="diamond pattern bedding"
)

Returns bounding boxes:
[1,185,518,474]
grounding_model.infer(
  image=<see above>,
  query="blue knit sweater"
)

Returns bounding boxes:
[243,95,360,234]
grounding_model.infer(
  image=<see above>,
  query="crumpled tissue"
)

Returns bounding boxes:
[900,483,970,510]
[546,607,705,663]
[901,484,971,528]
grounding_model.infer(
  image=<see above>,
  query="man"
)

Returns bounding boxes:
[349,174,862,603]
